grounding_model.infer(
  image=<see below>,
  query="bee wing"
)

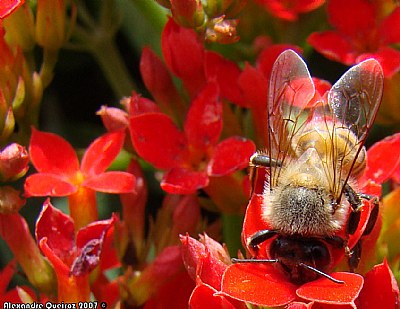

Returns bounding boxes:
[320,59,383,197]
[328,59,383,142]
[267,49,315,187]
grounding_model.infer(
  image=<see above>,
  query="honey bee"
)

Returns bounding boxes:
[234,50,384,284]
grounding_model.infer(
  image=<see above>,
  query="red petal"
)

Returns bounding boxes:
[220,263,297,307]
[256,0,324,21]
[238,64,268,145]
[0,260,17,293]
[144,271,194,309]
[200,251,229,291]
[76,215,116,249]
[356,47,400,78]
[161,167,209,194]
[129,113,187,169]
[327,0,376,39]
[257,44,302,79]
[379,7,400,45]
[140,47,185,118]
[238,63,267,109]
[208,137,256,176]
[181,234,207,281]
[29,128,79,177]
[39,237,70,277]
[200,234,231,265]
[361,132,400,184]
[83,171,135,193]
[71,216,117,276]
[357,260,399,308]
[24,173,77,197]
[35,199,76,265]
[184,81,222,151]
[161,18,206,96]
[0,0,24,19]
[97,106,129,132]
[286,301,309,309]
[128,92,161,116]
[165,194,200,236]
[307,31,357,65]
[189,283,240,309]
[81,131,125,176]
[296,272,364,305]
[180,234,230,289]
[133,246,184,296]
[205,51,246,107]
[242,194,271,251]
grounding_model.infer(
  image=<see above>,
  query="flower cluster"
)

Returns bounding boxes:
[0,0,399,308]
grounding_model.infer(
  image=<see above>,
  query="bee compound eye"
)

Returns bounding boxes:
[271,237,332,272]
[310,243,331,270]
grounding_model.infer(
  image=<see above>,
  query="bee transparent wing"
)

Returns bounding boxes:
[324,59,383,197]
[267,50,316,186]
[328,59,383,141]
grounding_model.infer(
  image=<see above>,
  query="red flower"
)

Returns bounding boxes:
[25,128,135,197]
[36,199,117,302]
[182,233,400,308]
[162,18,206,97]
[357,259,399,308]
[255,0,325,21]
[129,81,255,195]
[158,18,246,106]
[308,0,400,77]
[181,234,246,308]
[0,0,24,19]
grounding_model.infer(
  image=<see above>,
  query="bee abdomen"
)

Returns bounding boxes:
[294,125,366,179]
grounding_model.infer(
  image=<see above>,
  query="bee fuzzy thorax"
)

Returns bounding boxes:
[262,160,349,237]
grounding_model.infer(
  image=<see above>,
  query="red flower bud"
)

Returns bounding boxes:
[171,0,205,28]
[0,186,25,214]
[0,143,29,182]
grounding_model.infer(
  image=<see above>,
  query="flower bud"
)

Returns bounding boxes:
[97,105,129,133]
[0,106,15,144]
[205,17,239,44]
[35,0,66,51]
[3,4,35,52]
[0,186,25,214]
[203,0,233,18]
[171,0,205,28]
[0,143,29,182]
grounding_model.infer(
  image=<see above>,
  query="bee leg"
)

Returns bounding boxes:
[344,184,363,235]
[247,229,277,256]
[362,198,379,236]
[249,153,282,168]
[348,240,362,272]
[344,187,380,271]
[249,153,281,196]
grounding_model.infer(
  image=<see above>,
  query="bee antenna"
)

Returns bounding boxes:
[231,258,279,264]
[299,263,344,284]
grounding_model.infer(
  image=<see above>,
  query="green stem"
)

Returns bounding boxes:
[222,213,244,257]
[89,37,135,98]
